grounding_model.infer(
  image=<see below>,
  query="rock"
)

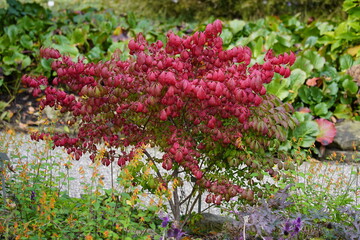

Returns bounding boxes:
[322,149,360,163]
[330,120,360,151]
[193,213,234,234]
[347,64,360,85]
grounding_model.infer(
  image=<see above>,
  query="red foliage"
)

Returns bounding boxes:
[22,20,295,205]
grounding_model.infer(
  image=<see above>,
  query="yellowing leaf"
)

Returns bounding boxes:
[347,45,360,56]
[113,26,122,36]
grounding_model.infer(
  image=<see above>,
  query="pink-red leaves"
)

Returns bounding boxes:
[315,119,336,146]
[23,19,297,206]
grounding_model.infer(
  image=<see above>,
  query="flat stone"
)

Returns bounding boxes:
[193,213,234,233]
[330,120,360,151]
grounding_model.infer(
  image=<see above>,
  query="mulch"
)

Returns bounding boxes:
[0,88,66,132]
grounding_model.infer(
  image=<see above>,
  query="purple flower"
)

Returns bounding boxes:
[161,216,169,228]
[167,228,185,240]
[283,217,302,237]
[30,191,36,201]
[158,212,170,228]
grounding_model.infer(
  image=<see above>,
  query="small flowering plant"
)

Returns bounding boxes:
[159,213,185,240]
[22,20,297,222]
[283,217,302,238]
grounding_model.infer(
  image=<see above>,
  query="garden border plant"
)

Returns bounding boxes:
[22,20,298,227]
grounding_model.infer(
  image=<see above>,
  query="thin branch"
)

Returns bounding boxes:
[180,191,202,229]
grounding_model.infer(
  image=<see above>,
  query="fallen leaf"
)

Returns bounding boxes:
[27,106,35,114]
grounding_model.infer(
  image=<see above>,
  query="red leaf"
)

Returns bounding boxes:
[315,119,336,146]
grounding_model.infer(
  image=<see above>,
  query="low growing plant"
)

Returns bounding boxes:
[0,131,164,239]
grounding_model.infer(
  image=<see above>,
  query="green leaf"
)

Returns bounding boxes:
[276,34,293,48]
[303,50,325,70]
[266,75,289,100]
[87,46,104,61]
[228,19,246,34]
[291,56,313,74]
[53,44,79,58]
[334,104,353,119]
[339,54,354,71]
[323,82,339,96]
[265,31,278,50]
[342,78,358,95]
[304,36,318,48]
[313,102,328,117]
[321,65,338,79]
[126,12,137,29]
[334,22,348,36]
[40,58,52,71]
[316,22,334,35]
[298,86,312,104]
[108,42,127,55]
[220,28,233,46]
[309,87,323,103]
[5,25,19,43]
[71,28,88,45]
[288,69,307,101]
[20,35,33,49]
[293,121,319,148]
[253,37,263,58]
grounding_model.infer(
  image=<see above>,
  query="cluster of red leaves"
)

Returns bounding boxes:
[22,20,295,204]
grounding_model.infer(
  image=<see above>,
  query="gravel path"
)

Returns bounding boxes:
[1,131,359,216]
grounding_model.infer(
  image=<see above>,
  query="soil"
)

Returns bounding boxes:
[0,88,68,132]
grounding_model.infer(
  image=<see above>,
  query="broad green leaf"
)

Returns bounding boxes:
[303,50,325,70]
[293,121,319,148]
[288,68,307,101]
[276,34,293,48]
[331,40,343,52]
[20,35,33,49]
[334,22,348,36]
[40,58,52,71]
[339,54,354,70]
[71,28,88,45]
[298,86,312,104]
[337,32,359,41]
[316,22,334,35]
[87,46,104,61]
[52,44,79,58]
[108,42,126,54]
[304,36,318,48]
[265,31,278,50]
[291,56,313,74]
[220,28,233,46]
[5,25,19,43]
[229,19,246,34]
[321,65,338,79]
[253,37,263,58]
[342,78,358,95]
[334,104,352,119]
[309,87,323,103]
[21,56,31,69]
[52,35,71,45]
[313,102,328,117]
[323,82,339,96]
[266,76,289,100]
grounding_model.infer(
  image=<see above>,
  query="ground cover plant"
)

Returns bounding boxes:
[217,153,360,240]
